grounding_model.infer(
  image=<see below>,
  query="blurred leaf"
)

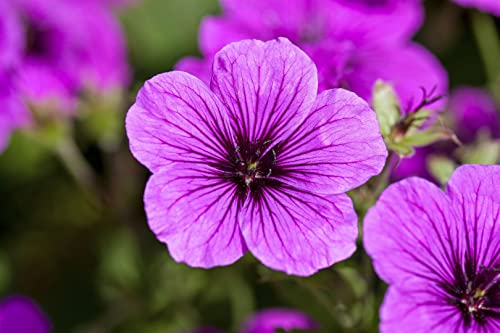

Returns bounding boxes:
[0,253,11,294]
[427,155,457,185]
[455,139,500,164]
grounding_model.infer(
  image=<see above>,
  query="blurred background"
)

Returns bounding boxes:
[0,0,499,332]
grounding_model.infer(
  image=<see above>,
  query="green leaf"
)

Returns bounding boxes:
[427,155,457,185]
[372,80,401,136]
[402,128,457,147]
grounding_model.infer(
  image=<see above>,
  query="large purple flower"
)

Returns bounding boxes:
[242,308,318,333]
[364,164,500,332]
[127,38,387,276]
[11,0,129,112]
[0,295,51,333]
[177,0,447,109]
[453,0,500,16]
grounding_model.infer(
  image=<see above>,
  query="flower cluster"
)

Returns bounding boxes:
[176,0,448,110]
[0,0,129,153]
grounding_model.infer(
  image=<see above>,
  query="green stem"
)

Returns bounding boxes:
[55,136,100,199]
[471,10,500,99]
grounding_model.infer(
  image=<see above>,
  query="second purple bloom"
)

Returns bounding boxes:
[127,38,387,276]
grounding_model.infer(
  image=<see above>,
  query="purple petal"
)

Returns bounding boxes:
[363,177,460,286]
[449,87,499,142]
[347,43,448,111]
[144,164,247,268]
[211,38,318,144]
[126,71,233,173]
[0,296,51,333]
[453,0,500,16]
[391,148,433,181]
[446,165,500,271]
[323,0,424,46]
[241,190,357,276]
[199,17,253,57]
[242,308,318,333]
[278,88,387,194]
[0,1,24,71]
[175,56,213,86]
[379,287,463,333]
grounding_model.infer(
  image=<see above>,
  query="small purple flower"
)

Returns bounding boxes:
[450,87,499,142]
[453,0,500,16]
[0,295,51,333]
[177,0,447,110]
[127,38,387,276]
[242,308,318,333]
[10,0,129,111]
[364,164,500,332]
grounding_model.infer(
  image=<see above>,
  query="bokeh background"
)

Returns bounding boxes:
[0,0,499,332]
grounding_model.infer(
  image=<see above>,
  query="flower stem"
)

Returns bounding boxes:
[55,136,100,199]
[471,10,500,100]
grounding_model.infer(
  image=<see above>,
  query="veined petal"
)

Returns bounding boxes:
[277,88,387,194]
[240,189,357,276]
[380,287,464,333]
[126,71,234,173]
[446,165,500,271]
[144,164,247,268]
[363,177,462,287]
[211,38,318,145]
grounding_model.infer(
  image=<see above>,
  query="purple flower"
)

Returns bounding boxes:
[453,0,500,16]
[449,87,499,142]
[127,38,387,276]
[0,1,23,71]
[10,0,129,112]
[176,0,447,110]
[0,295,51,333]
[364,164,500,332]
[242,308,318,333]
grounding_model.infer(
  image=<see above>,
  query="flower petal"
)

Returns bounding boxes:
[199,17,253,57]
[277,88,387,194]
[379,287,463,333]
[0,296,51,333]
[363,177,461,287]
[453,0,500,16]
[348,43,448,111]
[240,189,357,276]
[126,71,233,173]
[242,308,318,333]
[446,165,500,270]
[144,164,247,268]
[211,38,318,144]
[175,56,213,85]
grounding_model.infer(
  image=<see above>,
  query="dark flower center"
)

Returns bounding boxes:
[223,138,282,201]
[445,256,500,327]
[25,20,53,59]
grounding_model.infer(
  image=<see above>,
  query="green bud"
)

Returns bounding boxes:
[372,80,401,137]
[427,155,457,185]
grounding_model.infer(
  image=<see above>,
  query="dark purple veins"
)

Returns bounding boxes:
[219,137,283,202]
[445,254,500,326]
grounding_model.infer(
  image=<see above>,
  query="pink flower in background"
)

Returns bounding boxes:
[364,165,500,332]
[242,308,318,333]
[177,0,447,110]
[12,0,129,111]
[0,295,51,333]
[188,308,317,333]
[127,38,387,276]
[453,0,500,16]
